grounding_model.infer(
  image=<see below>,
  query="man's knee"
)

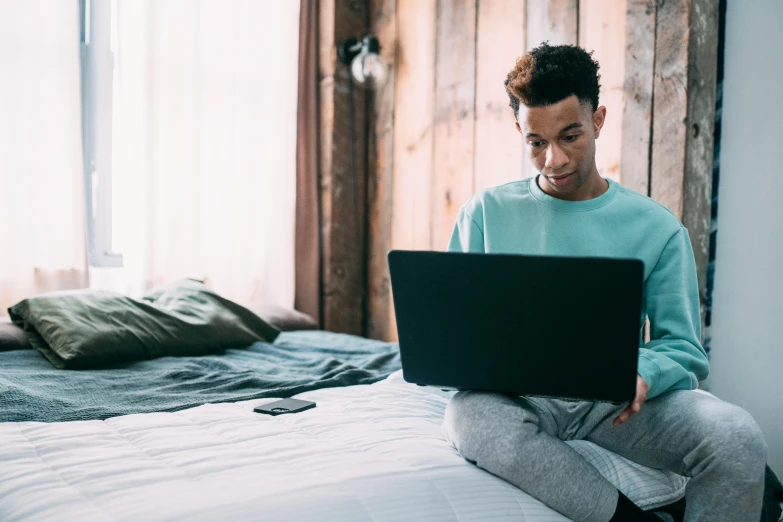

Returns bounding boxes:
[442,390,495,452]
[443,390,539,462]
[695,401,767,478]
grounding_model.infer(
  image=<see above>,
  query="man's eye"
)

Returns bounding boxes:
[529,141,544,148]
[563,134,579,142]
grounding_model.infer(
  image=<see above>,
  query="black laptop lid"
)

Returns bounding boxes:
[388,250,643,403]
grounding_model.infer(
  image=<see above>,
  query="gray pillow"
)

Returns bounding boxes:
[243,301,318,331]
[0,318,31,351]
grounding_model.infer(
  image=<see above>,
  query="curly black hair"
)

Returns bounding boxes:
[504,42,601,117]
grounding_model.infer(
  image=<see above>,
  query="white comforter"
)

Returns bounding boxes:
[0,371,686,521]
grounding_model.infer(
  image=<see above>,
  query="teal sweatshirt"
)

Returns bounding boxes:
[447,177,710,400]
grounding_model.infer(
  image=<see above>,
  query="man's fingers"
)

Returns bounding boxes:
[614,398,646,427]
[614,375,649,427]
[612,406,633,427]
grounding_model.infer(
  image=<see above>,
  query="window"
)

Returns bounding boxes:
[80,0,122,267]
[77,0,300,305]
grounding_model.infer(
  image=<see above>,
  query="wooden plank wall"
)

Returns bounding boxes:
[621,0,656,196]
[681,0,720,323]
[366,0,396,341]
[523,1,578,182]
[318,0,369,335]
[381,0,436,341]
[319,0,719,340]
[626,0,718,322]
[651,0,691,219]
[374,0,632,341]
[431,2,478,252]
[473,0,526,193]
[580,0,627,182]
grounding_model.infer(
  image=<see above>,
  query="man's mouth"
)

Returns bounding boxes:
[547,172,575,186]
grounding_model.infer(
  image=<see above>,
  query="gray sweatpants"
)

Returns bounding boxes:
[442,389,767,522]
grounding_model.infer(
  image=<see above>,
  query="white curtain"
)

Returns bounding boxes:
[0,1,89,316]
[94,0,300,306]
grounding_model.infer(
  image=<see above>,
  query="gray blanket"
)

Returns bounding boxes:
[0,331,400,423]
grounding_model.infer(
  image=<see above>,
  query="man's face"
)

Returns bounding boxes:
[515,95,605,199]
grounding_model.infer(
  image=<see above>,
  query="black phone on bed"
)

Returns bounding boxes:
[254,398,316,416]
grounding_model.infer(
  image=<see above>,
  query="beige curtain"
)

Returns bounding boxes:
[94,0,301,306]
[0,0,89,316]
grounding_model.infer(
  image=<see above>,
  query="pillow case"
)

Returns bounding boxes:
[8,279,280,369]
[0,318,31,351]
[243,301,318,331]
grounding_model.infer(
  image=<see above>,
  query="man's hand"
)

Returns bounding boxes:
[612,375,649,427]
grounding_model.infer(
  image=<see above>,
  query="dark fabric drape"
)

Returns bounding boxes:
[294,0,321,325]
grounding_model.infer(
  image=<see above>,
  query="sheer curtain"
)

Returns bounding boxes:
[95,0,300,307]
[0,1,89,316]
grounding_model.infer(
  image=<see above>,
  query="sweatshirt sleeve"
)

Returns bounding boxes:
[446,209,485,253]
[637,226,710,399]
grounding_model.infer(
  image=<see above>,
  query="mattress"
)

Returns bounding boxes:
[0,371,687,521]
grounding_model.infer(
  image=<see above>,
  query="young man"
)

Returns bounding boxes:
[443,43,767,522]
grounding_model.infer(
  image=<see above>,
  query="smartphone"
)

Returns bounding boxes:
[254,398,316,416]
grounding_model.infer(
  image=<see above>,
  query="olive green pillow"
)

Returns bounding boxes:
[8,279,280,369]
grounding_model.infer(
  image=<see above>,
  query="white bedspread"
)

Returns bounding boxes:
[0,371,686,521]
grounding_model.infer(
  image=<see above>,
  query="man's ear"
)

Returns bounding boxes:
[515,121,522,134]
[593,106,607,138]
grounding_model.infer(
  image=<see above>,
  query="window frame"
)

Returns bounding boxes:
[80,0,122,268]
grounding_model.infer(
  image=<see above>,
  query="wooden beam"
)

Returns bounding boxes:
[318,0,336,328]
[579,0,627,183]
[620,0,656,196]
[682,0,719,326]
[650,0,690,219]
[523,0,577,181]
[366,0,396,341]
[387,0,437,341]
[473,0,525,193]
[649,0,719,329]
[526,0,578,48]
[318,0,369,335]
[431,0,478,251]
[390,0,436,255]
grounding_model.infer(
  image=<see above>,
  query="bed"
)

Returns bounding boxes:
[0,330,696,522]
[3,300,782,522]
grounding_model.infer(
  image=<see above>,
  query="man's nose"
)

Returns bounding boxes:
[545,143,568,170]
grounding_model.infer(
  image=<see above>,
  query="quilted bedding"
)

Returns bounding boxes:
[0,370,687,521]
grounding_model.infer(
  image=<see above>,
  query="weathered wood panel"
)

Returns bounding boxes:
[682,0,719,327]
[390,0,436,255]
[317,0,336,328]
[648,0,718,329]
[326,0,718,341]
[526,0,578,48]
[319,0,369,335]
[650,0,690,218]
[431,0,478,250]
[366,0,397,341]
[620,0,656,196]
[522,0,578,181]
[387,0,437,340]
[473,0,526,192]
[579,0,627,183]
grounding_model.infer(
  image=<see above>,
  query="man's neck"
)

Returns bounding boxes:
[537,170,608,202]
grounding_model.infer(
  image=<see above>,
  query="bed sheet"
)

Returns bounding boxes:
[0,371,687,521]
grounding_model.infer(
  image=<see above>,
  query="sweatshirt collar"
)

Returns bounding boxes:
[529,175,617,211]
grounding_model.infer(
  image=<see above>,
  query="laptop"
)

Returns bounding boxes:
[387,250,644,403]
